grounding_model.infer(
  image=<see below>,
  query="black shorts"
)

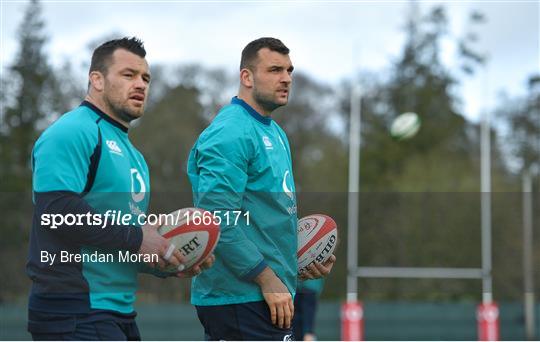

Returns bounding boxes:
[196,300,294,341]
[28,309,141,341]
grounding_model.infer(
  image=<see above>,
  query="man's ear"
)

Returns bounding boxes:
[239,68,253,88]
[89,71,105,92]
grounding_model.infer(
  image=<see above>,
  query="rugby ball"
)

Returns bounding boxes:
[390,112,421,140]
[158,208,220,272]
[297,214,338,274]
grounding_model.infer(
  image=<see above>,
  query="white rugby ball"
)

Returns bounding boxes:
[158,208,220,272]
[297,214,338,274]
[390,112,421,140]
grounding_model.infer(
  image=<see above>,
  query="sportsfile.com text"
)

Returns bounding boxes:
[40,210,250,229]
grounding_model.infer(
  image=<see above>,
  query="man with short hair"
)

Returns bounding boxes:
[27,37,212,340]
[188,37,336,340]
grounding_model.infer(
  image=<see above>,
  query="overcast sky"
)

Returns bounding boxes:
[1,1,538,122]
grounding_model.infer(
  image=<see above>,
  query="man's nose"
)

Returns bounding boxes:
[281,71,292,84]
[134,76,147,89]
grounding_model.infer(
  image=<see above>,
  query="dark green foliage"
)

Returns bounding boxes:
[2,0,50,190]
[496,75,540,172]
[0,0,61,301]
[132,85,206,195]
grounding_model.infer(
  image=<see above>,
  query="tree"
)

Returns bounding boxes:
[0,0,64,301]
[1,0,63,190]
[275,72,348,193]
[497,75,540,173]
[132,84,206,195]
[330,5,529,301]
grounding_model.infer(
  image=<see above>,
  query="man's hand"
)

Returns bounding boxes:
[173,254,216,278]
[139,222,185,270]
[254,267,294,329]
[299,254,336,281]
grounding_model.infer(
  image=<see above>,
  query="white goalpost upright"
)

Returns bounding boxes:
[342,82,499,341]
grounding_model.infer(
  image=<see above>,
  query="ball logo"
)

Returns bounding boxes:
[130,168,146,203]
[282,170,294,200]
[314,234,336,263]
[178,235,203,257]
[298,217,324,238]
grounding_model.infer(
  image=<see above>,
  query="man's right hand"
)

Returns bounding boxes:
[254,267,294,329]
[138,222,185,270]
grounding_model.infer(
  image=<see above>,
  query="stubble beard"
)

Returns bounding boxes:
[252,87,287,115]
[104,93,143,124]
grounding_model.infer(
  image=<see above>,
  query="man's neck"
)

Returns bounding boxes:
[237,93,271,117]
[84,95,129,129]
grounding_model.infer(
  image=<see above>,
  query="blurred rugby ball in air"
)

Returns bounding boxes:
[390,112,421,140]
[158,207,220,272]
[297,214,338,274]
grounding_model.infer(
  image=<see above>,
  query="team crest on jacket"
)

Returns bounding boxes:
[130,168,146,203]
[262,136,273,150]
[106,139,123,155]
[282,170,294,200]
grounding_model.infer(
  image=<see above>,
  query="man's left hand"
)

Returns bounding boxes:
[174,254,216,278]
[298,254,336,280]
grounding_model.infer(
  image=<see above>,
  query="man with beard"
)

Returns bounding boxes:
[27,37,212,340]
[187,37,336,340]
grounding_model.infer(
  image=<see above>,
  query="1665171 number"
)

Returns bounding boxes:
[184,210,250,226]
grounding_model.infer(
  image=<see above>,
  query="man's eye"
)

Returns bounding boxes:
[123,74,133,78]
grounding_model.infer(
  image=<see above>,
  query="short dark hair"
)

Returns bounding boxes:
[240,37,289,71]
[89,37,146,75]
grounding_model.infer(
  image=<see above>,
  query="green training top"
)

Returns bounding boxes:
[188,97,298,306]
[32,101,149,313]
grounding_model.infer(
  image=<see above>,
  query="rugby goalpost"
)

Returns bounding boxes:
[342,84,499,341]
